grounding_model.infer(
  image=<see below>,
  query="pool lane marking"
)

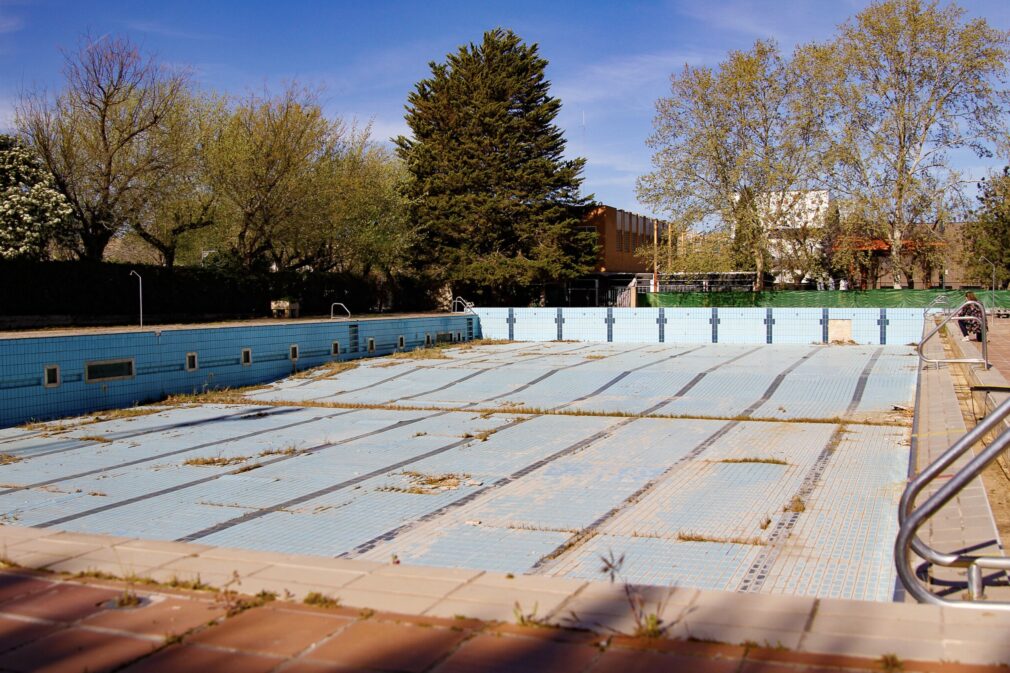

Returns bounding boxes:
[2,406,296,461]
[0,408,361,498]
[347,346,817,564]
[343,417,637,557]
[176,414,541,542]
[528,346,824,573]
[33,407,462,529]
[163,348,649,542]
[476,344,653,405]
[299,343,591,403]
[735,346,886,594]
[554,345,708,410]
[22,355,578,529]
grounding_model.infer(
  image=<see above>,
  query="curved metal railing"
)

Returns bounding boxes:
[330,302,351,319]
[451,296,475,314]
[917,299,988,369]
[896,394,1010,608]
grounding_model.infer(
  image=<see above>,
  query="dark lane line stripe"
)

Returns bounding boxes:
[0,408,359,498]
[352,346,821,563]
[27,352,586,530]
[178,415,537,542]
[5,407,288,460]
[528,346,823,572]
[556,345,707,410]
[478,344,652,405]
[638,345,764,414]
[302,343,584,402]
[344,418,636,557]
[35,409,453,529]
[736,346,886,593]
[173,347,638,542]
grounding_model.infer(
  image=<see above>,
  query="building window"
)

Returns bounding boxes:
[289,344,299,361]
[241,348,252,366]
[397,335,405,349]
[44,365,60,388]
[185,352,198,372]
[85,359,135,383]
[367,338,376,353]
[332,341,341,356]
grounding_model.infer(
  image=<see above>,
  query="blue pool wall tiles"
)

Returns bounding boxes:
[472,307,924,346]
[0,315,475,427]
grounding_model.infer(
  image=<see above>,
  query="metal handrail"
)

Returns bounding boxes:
[917,300,988,369]
[451,296,474,314]
[896,394,1010,608]
[923,294,951,317]
[330,303,351,319]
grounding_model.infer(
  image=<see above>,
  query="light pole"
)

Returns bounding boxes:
[980,255,996,315]
[129,270,143,327]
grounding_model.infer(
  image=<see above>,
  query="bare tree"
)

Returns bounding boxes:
[16,34,188,261]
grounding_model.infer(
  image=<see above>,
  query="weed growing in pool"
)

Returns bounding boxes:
[184,455,249,467]
[290,361,359,379]
[0,454,22,465]
[379,471,472,494]
[258,446,300,457]
[387,348,450,360]
[718,457,788,465]
[784,496,806,513]
[78,435,111,443]
[234,462,263,474]
[677,532,766,546]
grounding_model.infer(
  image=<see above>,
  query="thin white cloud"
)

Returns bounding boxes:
[123,20,219,41]
[676,0,788,42]
[553,49,708,106]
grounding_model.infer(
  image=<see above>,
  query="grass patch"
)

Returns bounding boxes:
[258,447,300,458]
[78,435,112,444]
[677,532,766,546]
[0,454,22,465]
[386,348,450,360]
[303,591,340,608]
[718,457,788,465]
[784,496,806,513]
[183,455,249,467]
[378,470,472,495]
[115,589,142,608]
[291,361,359,380]
[234,462,262,474]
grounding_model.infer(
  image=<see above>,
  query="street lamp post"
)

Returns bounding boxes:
[129,270,143,328]
[980,255,996,316]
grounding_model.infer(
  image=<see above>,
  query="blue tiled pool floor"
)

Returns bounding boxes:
[0,341,917,602]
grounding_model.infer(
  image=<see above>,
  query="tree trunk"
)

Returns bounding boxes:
[889,232,903,289]
[753,243,765,291]
[80,227,113,262]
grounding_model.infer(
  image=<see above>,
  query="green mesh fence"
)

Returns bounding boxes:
[639,289,1010,309]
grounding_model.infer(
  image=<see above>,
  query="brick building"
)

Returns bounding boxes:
[582,205,670,274]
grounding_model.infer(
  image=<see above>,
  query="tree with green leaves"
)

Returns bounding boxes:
[962,168,1010,289]
[825,0,1009,288]
[16,34,189,261]
[638,40,830,290]
[130,92,226,267]
[0,134,73,260]
[396,28,596,303]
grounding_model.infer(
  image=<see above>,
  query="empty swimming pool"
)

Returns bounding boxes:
[0,340,917,601]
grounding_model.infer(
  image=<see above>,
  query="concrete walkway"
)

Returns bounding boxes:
[1,525,1009,670]
[0,565,1000,673]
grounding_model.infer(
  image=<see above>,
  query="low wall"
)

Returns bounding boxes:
[0,314,476,427]
[473,307,924,346]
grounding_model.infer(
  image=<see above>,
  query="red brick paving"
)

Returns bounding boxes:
[304,619,467,671]
[0,569,1004,673]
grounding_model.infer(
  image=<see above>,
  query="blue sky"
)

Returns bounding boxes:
[1,0,1008,217]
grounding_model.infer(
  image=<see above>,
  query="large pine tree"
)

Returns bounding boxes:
[396,28,596,304]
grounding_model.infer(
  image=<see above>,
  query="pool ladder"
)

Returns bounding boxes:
[897,300,1006,610]
[916,299,988,370]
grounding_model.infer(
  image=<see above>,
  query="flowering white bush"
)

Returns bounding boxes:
[0,135,73,260]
